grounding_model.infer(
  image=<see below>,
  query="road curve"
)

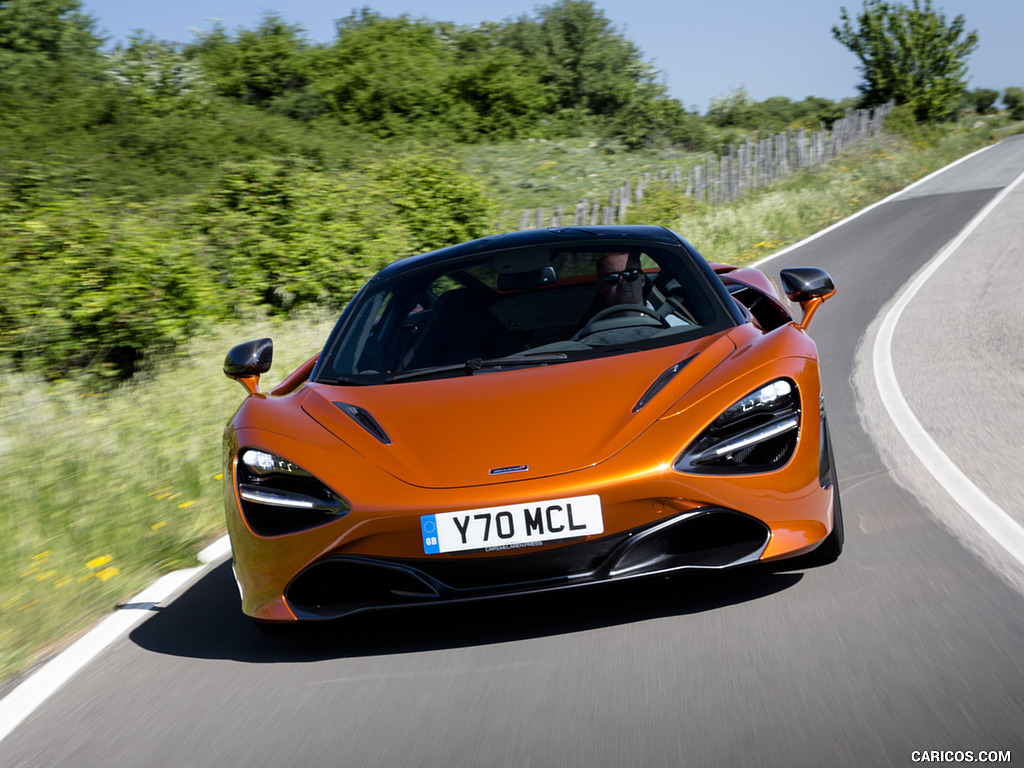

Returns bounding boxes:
[2,136,1024,768]
[856,163,1024,593]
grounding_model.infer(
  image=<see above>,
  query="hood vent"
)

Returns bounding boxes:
[333,402,392,445]
[632,356,696,413]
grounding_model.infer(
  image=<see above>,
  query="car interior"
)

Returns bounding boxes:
[323,245,732,382]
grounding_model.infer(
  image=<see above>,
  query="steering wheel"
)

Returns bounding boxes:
[576,303,669,340]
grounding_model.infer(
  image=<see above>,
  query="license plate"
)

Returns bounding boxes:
[420,495,603,554]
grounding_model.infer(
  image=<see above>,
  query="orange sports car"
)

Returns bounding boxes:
[222,225,842,624]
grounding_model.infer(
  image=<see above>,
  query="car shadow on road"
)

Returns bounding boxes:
[130,560,801,664]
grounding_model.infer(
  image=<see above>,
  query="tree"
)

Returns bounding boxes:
[189,13,315,106]
[0,0,104,99]
[447,24,553,139]
[0,0,101,62]
[832,0,978,121]
[707,87,766,129]
[106,34,209,116]
[501,0,657,118]
[607,93,710,150]
[316,11,455,137]
[965,88,999,115]
[1003,87,1024,120]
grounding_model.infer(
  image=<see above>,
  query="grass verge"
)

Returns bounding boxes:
[0,311,335,682]
[625,123,1000,264]
[456,136,698,228]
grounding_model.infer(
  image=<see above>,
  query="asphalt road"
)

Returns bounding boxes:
[3,136,1024,768]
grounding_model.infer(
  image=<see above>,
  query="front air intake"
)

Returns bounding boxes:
[286,558,439,615]
[606,509,769,576]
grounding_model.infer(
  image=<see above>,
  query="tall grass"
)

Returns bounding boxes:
[0,120,1001,683]
[629,126,997,263]
[0,312,335,681]
[456,136,698,228]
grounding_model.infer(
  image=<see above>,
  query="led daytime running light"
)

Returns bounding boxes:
[701,416,799,462]
[240,487,315,509]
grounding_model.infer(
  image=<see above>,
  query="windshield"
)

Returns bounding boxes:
[316,240,734,385]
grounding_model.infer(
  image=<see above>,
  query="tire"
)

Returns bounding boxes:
[807,481,844,564]
[801,418,844,565]
[250,616,293,632]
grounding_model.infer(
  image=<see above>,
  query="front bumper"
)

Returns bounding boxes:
[281,507,770,620]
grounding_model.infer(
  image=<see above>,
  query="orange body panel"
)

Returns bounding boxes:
[225,324,833,619]
[222,227,840,621]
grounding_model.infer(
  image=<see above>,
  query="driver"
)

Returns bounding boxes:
[571,251,649,341]
[572,251,686,341]
[595,251,645,310]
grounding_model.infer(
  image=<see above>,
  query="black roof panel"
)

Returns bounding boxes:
[371,226,685,282]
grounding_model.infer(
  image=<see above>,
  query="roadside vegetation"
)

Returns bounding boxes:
[1,0,1021,682]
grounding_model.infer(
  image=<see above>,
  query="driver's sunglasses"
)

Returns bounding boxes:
[598,268,643,285]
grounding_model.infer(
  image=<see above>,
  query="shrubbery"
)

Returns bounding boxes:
[2,0,994,384]
[1003,87,1024,120]
[0,192,223,380]
[192,153,495,311]
[0,152,496,380]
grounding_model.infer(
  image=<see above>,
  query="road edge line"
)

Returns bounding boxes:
[871,167,1024,569]
[751,142,996,268]
[0,536,231,745]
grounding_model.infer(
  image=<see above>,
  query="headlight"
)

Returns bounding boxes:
[236,448,349,535]
[675,379,800,474]
[241,449,311,477]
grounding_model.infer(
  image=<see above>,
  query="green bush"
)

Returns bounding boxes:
[624,181,707,227]
[1004,87,1024,120]
[191,152,496,312]
[967,88,1000,115]
[0,148,495,382]
[883,104,923,140]
[0,193,224,380]
[369,152,498,252]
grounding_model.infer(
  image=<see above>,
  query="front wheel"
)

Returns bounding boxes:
[800,418,844,565]
[806,481,844,564]
[250,616,294,633]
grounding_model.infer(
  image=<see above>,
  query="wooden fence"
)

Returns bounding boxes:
[518,102,894,229]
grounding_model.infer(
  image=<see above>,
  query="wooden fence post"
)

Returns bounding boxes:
[516,101,894,228]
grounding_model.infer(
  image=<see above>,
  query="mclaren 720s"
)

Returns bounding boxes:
[222,225,842,624]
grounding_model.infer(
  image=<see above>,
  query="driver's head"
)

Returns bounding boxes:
[596,252,644,307]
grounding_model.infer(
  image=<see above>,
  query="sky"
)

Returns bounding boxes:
[81,0,1022,113]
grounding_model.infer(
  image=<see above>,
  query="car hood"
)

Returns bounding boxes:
[301,334,735,489]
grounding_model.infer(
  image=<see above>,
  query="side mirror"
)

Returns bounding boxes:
[224,338,273,395]
[779,268,835,330]
[780,267,835,302]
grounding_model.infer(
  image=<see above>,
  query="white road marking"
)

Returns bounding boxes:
[750,143,996,268]
[0,536,230,745]
[871,167,1024,569]
[750,139,1024,569]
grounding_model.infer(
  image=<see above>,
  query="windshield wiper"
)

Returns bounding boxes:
[317,374,377,386]
[466,353,569,372]
[387,353,568,383]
